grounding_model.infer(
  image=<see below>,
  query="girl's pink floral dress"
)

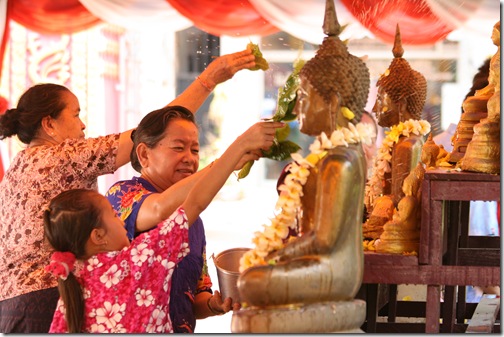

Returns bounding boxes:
[49,207,190,333]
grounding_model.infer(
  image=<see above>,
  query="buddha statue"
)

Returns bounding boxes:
[232,0,371,333]
[461,21,500,174]
[421,134,440,169]
[363,24,429,229]
[375,162,425,254]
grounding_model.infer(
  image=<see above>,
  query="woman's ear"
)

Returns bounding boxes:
[136,143,149,168]
[40,115,55,137]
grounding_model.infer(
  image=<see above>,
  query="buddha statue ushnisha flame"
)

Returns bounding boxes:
[232,0,371,333]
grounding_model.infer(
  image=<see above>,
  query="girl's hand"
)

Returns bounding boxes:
[239,121,285,153]
[199,49,256,88]
[234,150,262,171]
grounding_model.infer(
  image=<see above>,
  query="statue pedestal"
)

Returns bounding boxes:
[231,299,366,333]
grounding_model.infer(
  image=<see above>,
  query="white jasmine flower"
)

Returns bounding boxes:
[241,120,411,272]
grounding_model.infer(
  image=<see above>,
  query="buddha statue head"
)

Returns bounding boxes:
[373,25,427,128]
[293,0,370,136]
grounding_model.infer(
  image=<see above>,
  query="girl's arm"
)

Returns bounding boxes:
[183,121,284,225]
[136,151,263,233]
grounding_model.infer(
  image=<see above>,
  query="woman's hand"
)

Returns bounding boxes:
[199,49,256,88]
[207,290,241,315]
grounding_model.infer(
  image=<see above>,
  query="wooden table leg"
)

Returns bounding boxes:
[442,285,457,332]
[457,285,467,323]
[426,285,441,333]
[388,284,397,322]
[365,284,379,332]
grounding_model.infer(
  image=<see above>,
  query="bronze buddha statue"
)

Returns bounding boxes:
[232,0,371,332]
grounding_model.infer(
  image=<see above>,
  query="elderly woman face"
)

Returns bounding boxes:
[142,118,200,190]
[50,90,86,141]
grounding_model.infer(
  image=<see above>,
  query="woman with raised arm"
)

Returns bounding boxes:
[0,48,256,333]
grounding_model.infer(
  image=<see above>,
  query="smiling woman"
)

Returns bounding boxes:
[105,105,284,333]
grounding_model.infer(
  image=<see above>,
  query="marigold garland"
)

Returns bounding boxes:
[239,122,376,272]
[363,119,431,211]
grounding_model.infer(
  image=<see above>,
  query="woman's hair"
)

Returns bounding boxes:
[130,105,196,172]
[462,57,491,112]
[0,83,70,144]
[43,188,104,333]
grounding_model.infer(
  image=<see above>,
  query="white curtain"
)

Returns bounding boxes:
[248,0,373,44]
[77,0,498,41]
[427,0,497,38]
[79,0,193,32]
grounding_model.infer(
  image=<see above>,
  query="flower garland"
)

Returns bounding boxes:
[363,119,431,211]
[239,122,376,272]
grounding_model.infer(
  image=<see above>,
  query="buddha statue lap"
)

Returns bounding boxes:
[232,0,371,333]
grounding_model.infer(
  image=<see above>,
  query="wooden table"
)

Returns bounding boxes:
[361,168,500,333]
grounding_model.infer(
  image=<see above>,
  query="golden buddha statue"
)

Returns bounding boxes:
[461,21,500,174]
[363,24,429,225]
[232,0,371,333]
[375,162,425,254]
[421,133,440,169]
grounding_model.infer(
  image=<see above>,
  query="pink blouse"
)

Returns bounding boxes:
[49,207,190,333]
[0,135,119,301]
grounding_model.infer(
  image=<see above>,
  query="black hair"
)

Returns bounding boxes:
[130,105,196,172]
[0,83,70,144]
[462,58,491,112]
[43,188,104,333]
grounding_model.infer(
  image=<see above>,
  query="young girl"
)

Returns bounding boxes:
[43,120,283,333]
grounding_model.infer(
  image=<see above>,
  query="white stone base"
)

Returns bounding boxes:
[231,299,366,333]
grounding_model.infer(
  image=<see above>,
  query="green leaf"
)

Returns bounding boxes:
[271,59,306,122]
[275,123,291,142]
[261,140,301,161]
[282,97,298,122]
[247,42,269,71]
[237,160,254,180]
[238,59,305,179]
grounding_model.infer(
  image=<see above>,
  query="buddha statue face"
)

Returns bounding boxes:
[372,85,407,128]
[294,76,340,136]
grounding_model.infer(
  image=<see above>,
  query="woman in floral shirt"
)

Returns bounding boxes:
[46,117,280,332]
[105,106,283,332]
[0,48,257,333]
